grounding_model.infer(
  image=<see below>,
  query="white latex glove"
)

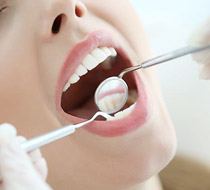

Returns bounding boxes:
[191,18,210,79]
[0,123,52,190]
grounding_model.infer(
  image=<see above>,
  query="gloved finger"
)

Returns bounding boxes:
[16,136,27,143]
[17,136,48,181]
[0,123,17,184]
[190,18,210,79]
[29,149,48,181]
[0,123,16,144]
[0,126,51,189]
[191,18,210,46]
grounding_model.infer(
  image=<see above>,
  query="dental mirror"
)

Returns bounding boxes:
[95,44,210,114]
[94,77,128,114]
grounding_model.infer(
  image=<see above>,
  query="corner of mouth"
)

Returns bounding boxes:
[55,30,148,137]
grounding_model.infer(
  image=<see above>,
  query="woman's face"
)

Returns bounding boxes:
[0,0,177,189]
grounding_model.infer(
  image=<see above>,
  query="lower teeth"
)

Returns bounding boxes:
[106,102,136,121]
[97,90,137,116]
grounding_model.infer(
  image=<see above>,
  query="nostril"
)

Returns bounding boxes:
[75,6,83,17]
[75,3,86,18]
[51,14,65,34]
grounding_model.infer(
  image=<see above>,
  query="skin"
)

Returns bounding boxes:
[0,0,177,190]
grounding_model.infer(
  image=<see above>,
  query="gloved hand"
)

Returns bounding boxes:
[191,18,210,79]
[0,123,52,190]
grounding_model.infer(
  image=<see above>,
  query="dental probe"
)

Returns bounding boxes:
[119,44,210,78]
[21,112,111,152]
[95,44,210,114]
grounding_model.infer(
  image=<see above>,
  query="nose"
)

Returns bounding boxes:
[41,0,87,41]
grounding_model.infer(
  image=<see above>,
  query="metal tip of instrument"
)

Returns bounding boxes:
[119,64,143,78]
[73,112,112,129]
[92,112,113,120]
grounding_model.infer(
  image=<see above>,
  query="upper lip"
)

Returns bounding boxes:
[55,30,148,137]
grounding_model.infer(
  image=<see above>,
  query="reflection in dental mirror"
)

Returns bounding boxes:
[94,77,128,114]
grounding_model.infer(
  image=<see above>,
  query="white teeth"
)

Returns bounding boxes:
[75,65,88,76]
[82,54,98,70]
[107,103,136,121]
[63,82,71,92]
[114,103,136,117]
[69,73,80,84]
[110,48,117,56]
[101,47,112,57]
[62,47,117,92]
[91,48,107,63]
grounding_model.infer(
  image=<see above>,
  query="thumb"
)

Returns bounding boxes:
[190,18,210,80]
[0,123,51,190]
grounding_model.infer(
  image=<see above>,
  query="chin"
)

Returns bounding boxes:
[100,125,177,187]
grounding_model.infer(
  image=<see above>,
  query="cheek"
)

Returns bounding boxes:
[0,35,56,135]
[0,54,36,119]
[38,43,67,113]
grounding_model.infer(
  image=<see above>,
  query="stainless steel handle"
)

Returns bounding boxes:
[119,44,210,78]
[21,126,76,152]
[21,112,111,152]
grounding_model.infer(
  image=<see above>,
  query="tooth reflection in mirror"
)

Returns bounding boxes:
[94,77,128,114]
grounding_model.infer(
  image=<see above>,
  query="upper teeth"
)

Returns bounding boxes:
[63,47,117,92]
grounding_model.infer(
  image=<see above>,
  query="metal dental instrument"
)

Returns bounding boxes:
[21,112,111,152]
[95,44,210,114]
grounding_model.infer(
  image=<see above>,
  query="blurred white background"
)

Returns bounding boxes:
[131,0,210,163]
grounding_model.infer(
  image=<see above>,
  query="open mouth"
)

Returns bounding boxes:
[56,31,148,137]
[61,47,138,120]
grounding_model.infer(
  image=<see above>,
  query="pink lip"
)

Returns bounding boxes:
[55,30,148,137]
